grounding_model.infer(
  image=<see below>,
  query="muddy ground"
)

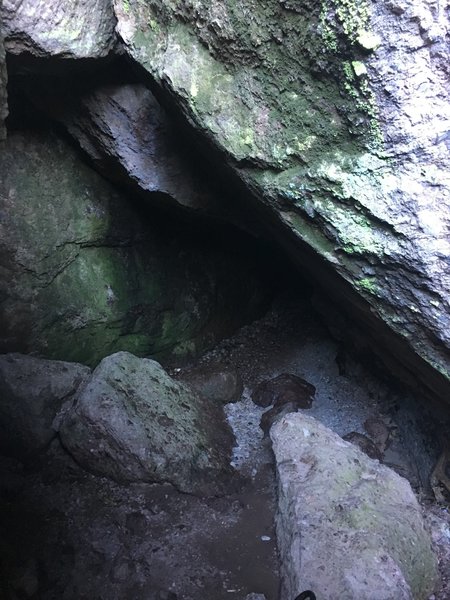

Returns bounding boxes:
[0,291,449,599]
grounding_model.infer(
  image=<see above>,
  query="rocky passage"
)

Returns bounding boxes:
[1,292,449,599]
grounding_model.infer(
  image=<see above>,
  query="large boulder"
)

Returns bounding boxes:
[271,413,438,600]
[59,351,235,494]
[0,130,270,366]
[113,0,450,404]
[2,0,117,58]
[0,353,90,460]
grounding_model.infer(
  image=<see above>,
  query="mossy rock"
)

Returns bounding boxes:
[0,130,269,366]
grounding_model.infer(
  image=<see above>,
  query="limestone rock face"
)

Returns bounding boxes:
[2,0,117,58]
[114,0,450,403]
[31,82,227,216]
[59,352,235,494]
[271,413,438,600]
[0,130,269,366]
[0,353,90,459]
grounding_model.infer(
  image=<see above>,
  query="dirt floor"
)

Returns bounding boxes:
[0,291,449,599]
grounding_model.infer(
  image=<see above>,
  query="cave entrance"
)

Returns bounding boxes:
[1,55,449,600]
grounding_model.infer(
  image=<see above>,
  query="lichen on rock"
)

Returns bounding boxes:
[0,130,270,366]
[2,0,118,58]
[272,412,438,599]
[59,351,236,494]
[113,0,450,404]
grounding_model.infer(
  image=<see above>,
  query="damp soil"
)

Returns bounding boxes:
[1,291,449,600]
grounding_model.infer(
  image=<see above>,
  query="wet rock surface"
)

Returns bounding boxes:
[0,353,90,460]
[272,412,437,599]
[59,351,235,495]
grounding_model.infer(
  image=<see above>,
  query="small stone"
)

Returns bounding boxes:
[260,401,299,435]
[252,374,315,409]
[342,431,383,461]
[174,362,243,404]
[364,416,392,453]
[352,60,367,77]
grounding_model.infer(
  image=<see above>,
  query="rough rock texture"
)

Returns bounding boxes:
[29,81,231,217]
[59,352,235,494]
[2,0,117,58]
[0,130,269,366]
[0,32,7,139]
[174,362,243,405]
[271,413,438,600]
[342,431,383,461]
[0,353,90,460]
[252,374,315,408]
[114,0,450,404]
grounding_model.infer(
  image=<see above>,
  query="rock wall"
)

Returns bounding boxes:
[2,0,117,58]
[24,78,232,219]
[112,0,450,404]
[2,0,450,403]
[0,130,270,366]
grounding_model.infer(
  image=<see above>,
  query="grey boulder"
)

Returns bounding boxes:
[271,413,437,600]
[0,353,90,460]
[59,352,236,495]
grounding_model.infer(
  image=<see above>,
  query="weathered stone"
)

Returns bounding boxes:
[0,32,7,139]
[259,400,300,436]
[0,353,90,460]
[0,130,269,366]
[342,431,383,461]
[271,413,437,600]
[252,374,315,409]
[114,0,450,405]
[363,416,393,454]
[29,82,229,217]
[59,352,235,494]
[2,0,117,58]
[174,362,243,405]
